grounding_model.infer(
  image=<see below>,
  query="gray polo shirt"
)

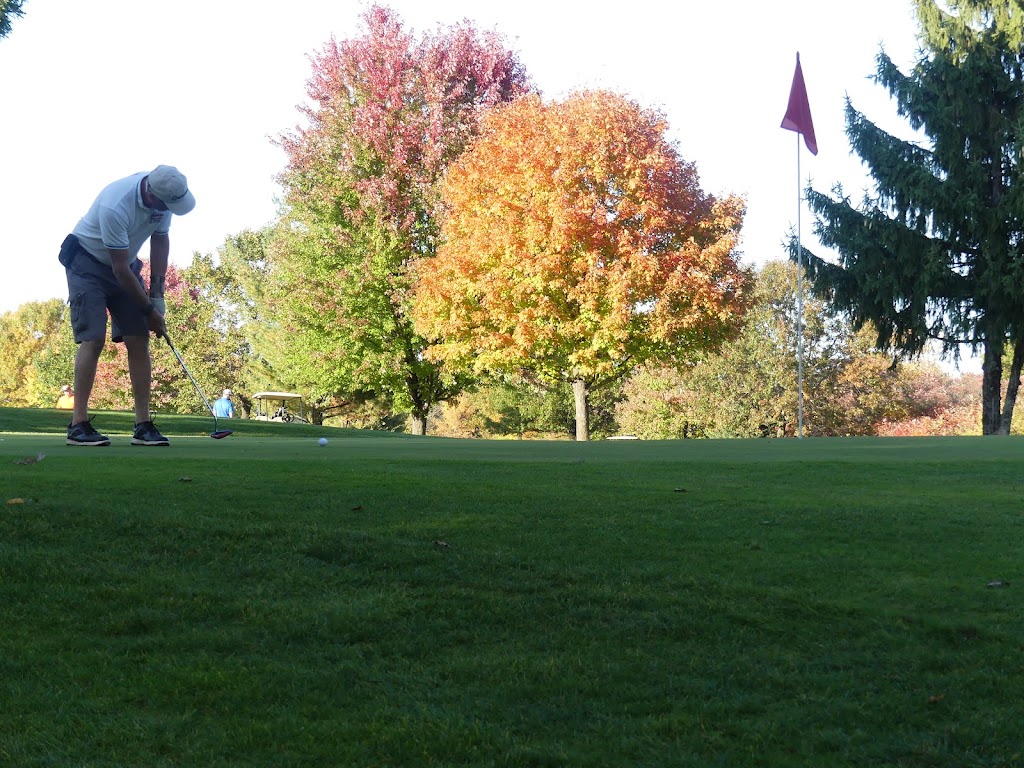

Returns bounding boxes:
[72,172,173,266]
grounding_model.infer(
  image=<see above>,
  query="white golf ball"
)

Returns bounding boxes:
[318,437,328,446]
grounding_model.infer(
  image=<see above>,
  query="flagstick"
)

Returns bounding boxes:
[781,50,813,439]
[796,134,804,439]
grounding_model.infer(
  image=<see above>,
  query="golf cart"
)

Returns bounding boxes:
[252,391,306,423]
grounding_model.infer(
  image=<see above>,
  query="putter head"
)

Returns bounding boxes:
[210,430,234,440]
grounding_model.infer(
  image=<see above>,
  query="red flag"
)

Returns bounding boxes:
[781,53,817,155]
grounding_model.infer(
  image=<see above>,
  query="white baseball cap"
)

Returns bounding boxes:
[223,389,232,397]
[148,165,196,215]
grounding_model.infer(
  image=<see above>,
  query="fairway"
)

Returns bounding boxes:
[2,410,1023,766]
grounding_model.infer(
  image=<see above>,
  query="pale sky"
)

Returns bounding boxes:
[1,0,921,318]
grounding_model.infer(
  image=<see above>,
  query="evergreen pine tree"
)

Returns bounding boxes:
[0,0,24,40]
[794,0,1024,434]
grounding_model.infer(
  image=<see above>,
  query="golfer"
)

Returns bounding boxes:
[56,384,75,410]
[60,165,196,446]
[213,389,236,419]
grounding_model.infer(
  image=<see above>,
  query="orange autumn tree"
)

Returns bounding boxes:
[413,91,752,440]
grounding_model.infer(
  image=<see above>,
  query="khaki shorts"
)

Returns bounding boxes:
[62,235,147,344]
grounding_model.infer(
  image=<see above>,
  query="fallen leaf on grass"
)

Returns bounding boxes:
[13,453,45,465]
[927,694,945,705]
[351,505,363,511]
[178,477,192,482]
[432,540,450,550]
[987,580,1010,588]
[673,488,687,493]
[6,498,25,505]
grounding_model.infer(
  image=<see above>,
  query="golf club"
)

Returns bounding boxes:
[164,335,233,439]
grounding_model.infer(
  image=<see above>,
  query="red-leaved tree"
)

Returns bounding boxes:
[273,5,533,433]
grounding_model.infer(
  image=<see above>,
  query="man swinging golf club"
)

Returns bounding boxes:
[60,165,196,446]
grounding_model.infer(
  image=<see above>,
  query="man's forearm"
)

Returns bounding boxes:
[109,249,152,310]
[149,234,169,297]
[111,260,153,310]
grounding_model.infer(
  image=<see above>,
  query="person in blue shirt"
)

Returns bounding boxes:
[213,389,236,419]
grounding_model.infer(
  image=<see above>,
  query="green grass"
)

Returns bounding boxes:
[1,406,1023,766]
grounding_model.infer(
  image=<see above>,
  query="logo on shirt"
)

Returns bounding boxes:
[149,212,165,224]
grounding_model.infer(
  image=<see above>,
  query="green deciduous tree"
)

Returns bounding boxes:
[616,262,808,438]
[615,365,703,439]
[205,230,291,415]
[615,261,918,438]
[0,264,248,416]
[275,5,531,434]
[432,375,622,439]
[32,311,77,408]
[793,0,1024,434]
[468,378,554,439]
[210,228,407,425]
[0,299,67,407]
[166,256,249,414]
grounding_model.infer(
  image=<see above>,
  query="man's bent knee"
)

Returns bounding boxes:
[123,335,151,355]
[77,338,105,358]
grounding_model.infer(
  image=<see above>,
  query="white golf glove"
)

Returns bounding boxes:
[150,295,166,316]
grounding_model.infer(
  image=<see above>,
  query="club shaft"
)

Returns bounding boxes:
[165,336,218,424]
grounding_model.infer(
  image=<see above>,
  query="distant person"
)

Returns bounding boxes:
[56,385,75,410]
[213,389,236,419]
[59,165,196,447]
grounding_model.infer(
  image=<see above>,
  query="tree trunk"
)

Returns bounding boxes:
[572,379,590,441]
[981,338,1004,435]
[998,339,1024,435]
[410,412,427,435]
[405,367,428,435]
